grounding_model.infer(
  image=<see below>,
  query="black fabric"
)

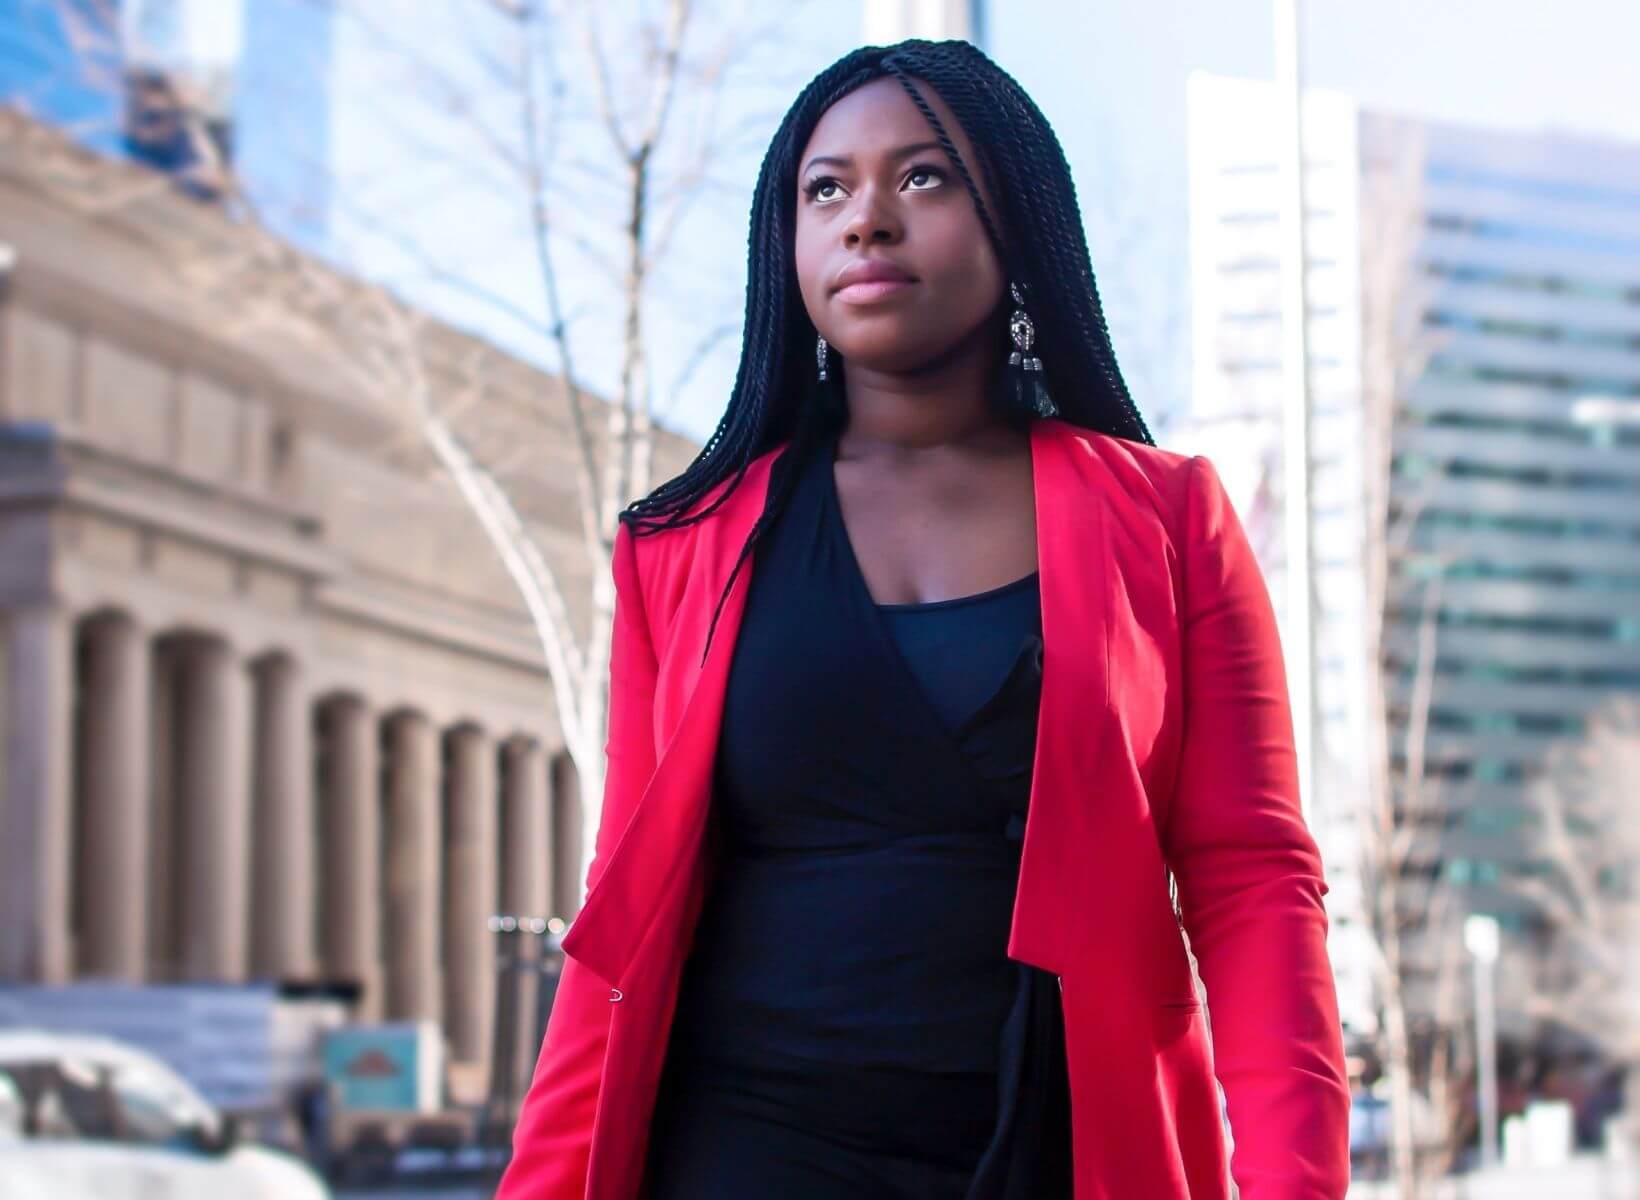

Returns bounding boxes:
[877,570,1040,735]
[643,437,1073,1199]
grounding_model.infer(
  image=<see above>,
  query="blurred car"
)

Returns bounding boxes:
[0,1029,329,1200]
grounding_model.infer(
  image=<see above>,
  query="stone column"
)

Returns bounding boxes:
[500,737,551,1086]
[250,654,317,980]
[384,710,441,1024]
[178,637,252,981]
[75,613,151,980]
[443,725,497,1068]
[146,644,181,976]
[550,751,584,918]
[501,739,550,920]
[0,606,74,982]
[319,695,383,1020]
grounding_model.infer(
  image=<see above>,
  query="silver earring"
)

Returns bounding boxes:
[816,334,830,382]
[1007,281,1054,416]
[1008,282,1041,373]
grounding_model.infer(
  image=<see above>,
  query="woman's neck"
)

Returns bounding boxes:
[837,336,1006,453]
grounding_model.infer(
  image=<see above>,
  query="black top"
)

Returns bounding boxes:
[649,435,1073,1198]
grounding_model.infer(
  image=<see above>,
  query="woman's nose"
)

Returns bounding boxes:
[842,189,901,246]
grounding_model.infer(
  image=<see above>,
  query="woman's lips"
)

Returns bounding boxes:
[834,277,917,304]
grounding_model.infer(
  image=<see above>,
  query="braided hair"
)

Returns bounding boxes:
[620,38,1155,657]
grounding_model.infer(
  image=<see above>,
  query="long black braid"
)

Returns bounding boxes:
[618,39,1155,661]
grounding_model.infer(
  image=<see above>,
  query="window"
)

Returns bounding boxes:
[0,1069,21,1142]
[109,1060,213,1148]
[0,1059,118,1141]
[1598,864,1630,896]
[0,1054,217,1148]
[1468,907,1530,934]
[1445,858,1501,885]
[1392,453,1438,481]
[1466,802,1529,831]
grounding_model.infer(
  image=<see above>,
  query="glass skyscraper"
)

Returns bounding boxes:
[1,0,335,250]
[1183,72,1640,1042]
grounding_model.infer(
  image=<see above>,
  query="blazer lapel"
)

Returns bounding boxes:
[1004,418,1115,977]
[560,449,778,990]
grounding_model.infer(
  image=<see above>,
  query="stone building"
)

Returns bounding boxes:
[0,111,698,1084]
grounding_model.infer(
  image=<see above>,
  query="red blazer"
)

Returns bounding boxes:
[497,417,1351,1200]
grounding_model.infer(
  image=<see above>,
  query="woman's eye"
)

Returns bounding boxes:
[805,177,843,203]
[804,166,942,203]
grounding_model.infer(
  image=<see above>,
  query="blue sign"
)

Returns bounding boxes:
[322,1022,440,1112]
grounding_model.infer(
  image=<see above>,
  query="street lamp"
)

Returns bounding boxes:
[1464,913,1501,1169]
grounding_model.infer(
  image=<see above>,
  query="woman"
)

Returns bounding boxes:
[498,38,1349,1200]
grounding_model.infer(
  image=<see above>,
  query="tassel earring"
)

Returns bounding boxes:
[1007,282,1055,417]
[816,334,830,382]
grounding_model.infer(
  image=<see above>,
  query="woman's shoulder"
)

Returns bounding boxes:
[1040,420,1249,594]
[1042,416,1195,478]
[1039,417,1202,529]
[618,437,791,570]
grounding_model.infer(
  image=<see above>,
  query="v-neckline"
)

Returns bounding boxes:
[824,432,1039,611]
[819,435,1042,749]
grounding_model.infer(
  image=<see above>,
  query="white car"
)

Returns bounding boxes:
[0,1029,329,1200]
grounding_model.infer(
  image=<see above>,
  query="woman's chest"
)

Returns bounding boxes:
[831,443,1039,607]
[714,456,1047,848]
[642,440,1186,818]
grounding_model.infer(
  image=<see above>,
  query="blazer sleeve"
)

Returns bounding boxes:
[495,521,659,1200]
[1163,454,1352,1200]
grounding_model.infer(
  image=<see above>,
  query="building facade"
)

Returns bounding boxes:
[1184,72,1640,1041]
[861,0,986,47]
[0,111,695,1085]
[1182,72,1375,1036]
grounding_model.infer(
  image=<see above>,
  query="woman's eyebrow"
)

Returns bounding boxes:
[801,140,945,175]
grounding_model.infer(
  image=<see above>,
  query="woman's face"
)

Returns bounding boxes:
[794,76,1005,376]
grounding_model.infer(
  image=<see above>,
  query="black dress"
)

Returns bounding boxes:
[642,435,1074,1199]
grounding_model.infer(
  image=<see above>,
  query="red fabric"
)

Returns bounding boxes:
[495,419,1350,1200]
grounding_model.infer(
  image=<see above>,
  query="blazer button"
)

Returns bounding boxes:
[609,987,624,1002]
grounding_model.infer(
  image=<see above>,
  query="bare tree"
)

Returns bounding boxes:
[1509,696,1640,1160]
[1357,111,1475,1196]
[22,0,803,901]
[335,0,814,892]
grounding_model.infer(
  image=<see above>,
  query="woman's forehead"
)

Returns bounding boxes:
[800,76,972,165]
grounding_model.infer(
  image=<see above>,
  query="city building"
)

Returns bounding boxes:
[1183,72,1640,1043]
[862,0,986,47]
[0,110,696,1095]
[1182,72,1376,1038]
[1,0,336,249]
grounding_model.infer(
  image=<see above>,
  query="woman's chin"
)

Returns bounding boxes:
[839,342,981,378]
[830,332,941,371]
